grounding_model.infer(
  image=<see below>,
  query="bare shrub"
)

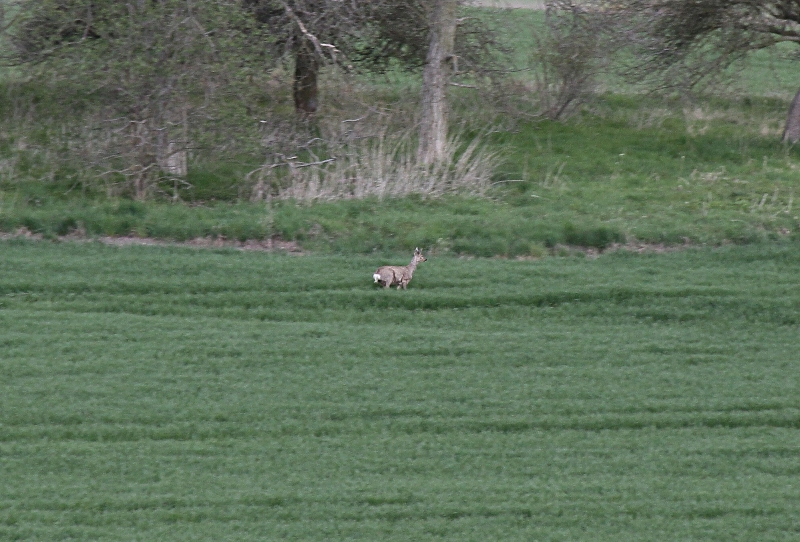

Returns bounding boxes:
[90,102,195,201]
[248,115,497,202]
[531,0,613,120]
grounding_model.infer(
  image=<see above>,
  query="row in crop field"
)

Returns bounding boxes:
[1,241,800,540]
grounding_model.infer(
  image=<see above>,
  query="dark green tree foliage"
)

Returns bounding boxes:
[4,0,100,62]
[350,0,430,71]
[1,0,502,201]
[244,0,499,113]
[4,0,268,198]
[354,0,501,79]
[322,0,434,70]
[618,0,800,140]
[243,0,431,113]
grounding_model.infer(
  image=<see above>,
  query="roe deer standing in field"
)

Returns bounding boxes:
[373,248,427,289]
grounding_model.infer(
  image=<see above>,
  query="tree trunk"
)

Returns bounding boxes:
[157,106,189,179]
[293,44,319,114]
[130,119,152,201]
[783,86,800,143]
[417,0,458,165]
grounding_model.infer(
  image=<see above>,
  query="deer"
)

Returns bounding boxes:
[373,248,427,290]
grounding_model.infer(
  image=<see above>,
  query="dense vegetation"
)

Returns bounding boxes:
[2,241,800,540]
[1,8,799,254]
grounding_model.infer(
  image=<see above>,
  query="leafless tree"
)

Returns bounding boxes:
[417,0,458,164]
[616,0,800,141]
[531,0,615,120]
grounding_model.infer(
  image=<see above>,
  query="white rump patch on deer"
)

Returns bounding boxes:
[373,273,382,283]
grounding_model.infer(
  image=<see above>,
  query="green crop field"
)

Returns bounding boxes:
[2,240,800,540]
[3,4,800,539]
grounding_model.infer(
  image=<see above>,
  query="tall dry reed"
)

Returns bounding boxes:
[250,127,497,202]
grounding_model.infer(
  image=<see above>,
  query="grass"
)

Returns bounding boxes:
[4,95,800,255]
[2,7,800,540]
[0,10,800,254]
[3,61,800,253]
[1,240,800,540]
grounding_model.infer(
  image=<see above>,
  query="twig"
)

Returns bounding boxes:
[290,158,336,168]
[491,179,526,185]
[281,2,339,61]
[300,137,323,148]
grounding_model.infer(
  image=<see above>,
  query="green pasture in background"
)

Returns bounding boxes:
[1,241,799,540]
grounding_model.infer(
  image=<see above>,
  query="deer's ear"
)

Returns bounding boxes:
[415,247,420,253]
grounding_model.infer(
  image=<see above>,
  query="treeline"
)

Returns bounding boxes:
[0,0,799,203]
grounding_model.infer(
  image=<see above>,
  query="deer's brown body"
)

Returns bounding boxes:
[373,248,427,289]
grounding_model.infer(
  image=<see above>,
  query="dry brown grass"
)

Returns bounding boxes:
[248,111,499,202]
